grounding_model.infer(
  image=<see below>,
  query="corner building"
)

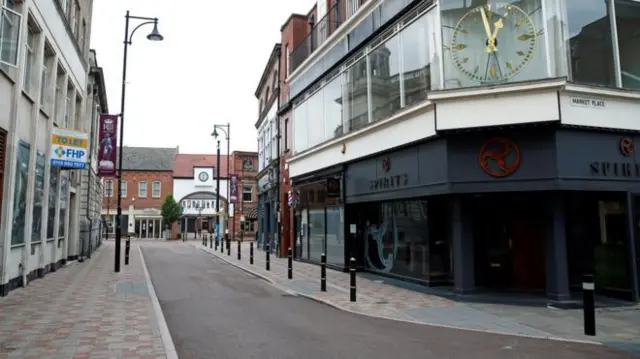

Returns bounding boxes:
[286,0,640,303]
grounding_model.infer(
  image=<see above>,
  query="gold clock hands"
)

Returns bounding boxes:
[489,11,510,52]
[480,7,493,39]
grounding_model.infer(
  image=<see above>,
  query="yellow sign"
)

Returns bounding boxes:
[50,127,89,169]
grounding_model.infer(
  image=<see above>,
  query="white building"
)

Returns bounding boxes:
[0,0,99,296]
[172,153,230,239]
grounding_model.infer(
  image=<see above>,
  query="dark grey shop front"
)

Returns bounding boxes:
[344,128,640,302]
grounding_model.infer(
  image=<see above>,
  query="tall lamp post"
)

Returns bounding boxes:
[114,11,164,273]
[211,123,230,238]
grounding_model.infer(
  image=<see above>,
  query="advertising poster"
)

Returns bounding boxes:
[98,114,118,177]
[230,174,238,203]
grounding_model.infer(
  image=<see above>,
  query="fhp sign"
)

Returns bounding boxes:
[50,127,89,169]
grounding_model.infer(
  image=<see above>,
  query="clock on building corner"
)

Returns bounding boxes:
[450,2,538,83]
[198,171,209,182]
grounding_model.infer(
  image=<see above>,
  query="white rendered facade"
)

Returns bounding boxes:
[0,0,96,295]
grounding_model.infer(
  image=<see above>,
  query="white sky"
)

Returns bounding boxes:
[90,0,314,154]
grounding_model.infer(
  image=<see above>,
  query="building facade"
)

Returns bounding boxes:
[102,147,177,238]
[255,44,281,252]
[0,0,97,296]
[284,0,640,303]
[278,13,316,257]
[79,49,108,257]
[229,151,258,241]
[172,153,229,240]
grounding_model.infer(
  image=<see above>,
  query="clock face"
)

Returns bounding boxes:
[198,171,209,182]
[450,3,538,83]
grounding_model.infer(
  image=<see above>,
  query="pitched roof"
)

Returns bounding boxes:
[118,146,177,171]
[173,153,230,178]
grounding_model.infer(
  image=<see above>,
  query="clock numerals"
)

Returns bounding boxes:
[473,66,479,74]
[453,43,468,50]
[516,50,526,56]
[536,29,544,36]
[518,33,535,41]
[461,57,469,64]
[505,62,513,71]
[489,65,498,79]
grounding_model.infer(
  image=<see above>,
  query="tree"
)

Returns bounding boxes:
[161,194,181,234]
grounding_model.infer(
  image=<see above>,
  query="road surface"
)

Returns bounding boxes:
[141,242,636,359]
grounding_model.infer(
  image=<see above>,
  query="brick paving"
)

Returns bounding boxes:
[196,242,561,339]
[0,242,168,359]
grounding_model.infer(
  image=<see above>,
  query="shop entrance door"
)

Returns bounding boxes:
[472,194,546,292]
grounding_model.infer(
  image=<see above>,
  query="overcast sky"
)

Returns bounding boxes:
[90,0,313,154]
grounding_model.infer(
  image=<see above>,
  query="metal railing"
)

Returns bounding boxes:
[290,2,342,74]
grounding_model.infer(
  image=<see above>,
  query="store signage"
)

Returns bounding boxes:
[369,174,409,191]
[570,97,605,108]
[50,127,89,169]
[590,161,640,178]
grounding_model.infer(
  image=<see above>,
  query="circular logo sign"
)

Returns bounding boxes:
[478,137,521,178]
[381,157,391,172]
[198,171,209,182]
[620,137,635,157]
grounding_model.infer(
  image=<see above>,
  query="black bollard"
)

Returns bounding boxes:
[583,274,596,336]
[227,237,231,256]
[250,241,254,265]
[288,247,293,279]
[237,240,241,260]
[349,257,356,302]
[125,237,131,265]
[266,244,270,271]
[321,253,326,292]
[214,234,218,250]
[220,235,224,253]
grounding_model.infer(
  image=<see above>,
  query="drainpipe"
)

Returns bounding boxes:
[276,46,282,257]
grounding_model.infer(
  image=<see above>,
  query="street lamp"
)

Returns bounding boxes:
[211,123,230,238]
[114,11,164,273]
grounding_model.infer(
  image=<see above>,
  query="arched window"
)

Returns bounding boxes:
[266,86,270,101]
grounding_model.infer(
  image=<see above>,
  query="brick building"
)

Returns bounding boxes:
[102,147,177,238]
[229,151,258,241]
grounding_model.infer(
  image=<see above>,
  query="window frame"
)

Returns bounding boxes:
[138,181,147,198]
[104,179,113,197]
[0,1,22,68]
[22,23,34,92]
[152,180,161,198]
[242,185,253,202]
[120,180,127,198]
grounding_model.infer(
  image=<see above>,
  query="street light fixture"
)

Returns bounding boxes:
[211,123,231,239]
[114,11,164,273]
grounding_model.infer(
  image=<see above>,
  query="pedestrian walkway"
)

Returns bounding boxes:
[0,242,175,359]
[195,242,640,353]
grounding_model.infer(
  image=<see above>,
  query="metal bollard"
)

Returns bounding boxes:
[250,241,254,265]
[288,247,293,279]
[214,234,218,250]
[583,274,596,336]
[320,253,326,292]
[220,235,224,253]
[237,240,241,260]
[266,244,270,271]
[349,257,356,302]
[227,238,231,256]
[125,237,131,265]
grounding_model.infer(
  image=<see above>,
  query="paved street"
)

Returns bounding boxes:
[142,241,635,359]
[0,242,171,359]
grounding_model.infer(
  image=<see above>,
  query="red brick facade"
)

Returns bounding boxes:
[228,151,258,240]
[102,171,174,210]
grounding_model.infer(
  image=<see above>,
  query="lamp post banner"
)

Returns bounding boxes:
[230,174,238,203]
[98,114,118,177]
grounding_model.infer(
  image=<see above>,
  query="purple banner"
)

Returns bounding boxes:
[230,174,238,203]
[98,114,118,177]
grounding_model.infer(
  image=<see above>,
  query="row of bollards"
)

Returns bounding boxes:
[206,241,596,328]
[210,239,359,303]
